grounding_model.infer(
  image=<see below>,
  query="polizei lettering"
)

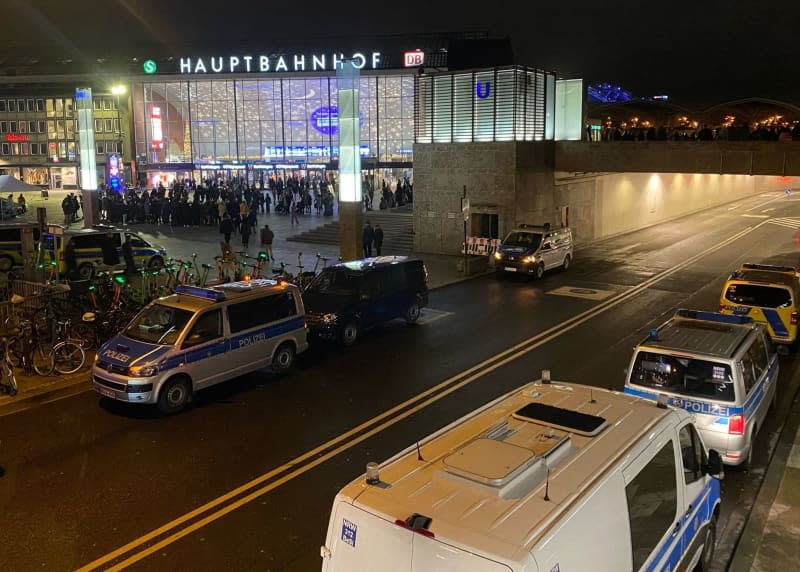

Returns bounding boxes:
[103,349,131,363]
[180,52,382,74]
[239,332,267,347]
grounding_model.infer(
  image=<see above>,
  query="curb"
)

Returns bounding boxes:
[727,375,800,571]
[0,371,92,418]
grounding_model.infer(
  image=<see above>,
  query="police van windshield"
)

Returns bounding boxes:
[631,351,736,402]
[123,303,194,345]
[503,231,542,249]
[725,284,792,308]
[306,270,361,296]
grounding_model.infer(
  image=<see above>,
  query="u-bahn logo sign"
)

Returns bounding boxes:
[178,52,383,74]
[476,81,491,99]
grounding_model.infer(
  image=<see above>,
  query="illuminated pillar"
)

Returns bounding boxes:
[336,61,363,260]
[75,87,99,227]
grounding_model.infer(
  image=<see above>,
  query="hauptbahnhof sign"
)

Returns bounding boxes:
[178,52,383,74]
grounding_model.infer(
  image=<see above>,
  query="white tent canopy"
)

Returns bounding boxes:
[0,175,42,193]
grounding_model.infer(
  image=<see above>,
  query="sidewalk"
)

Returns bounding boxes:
[729,388,800,571]
[0,358,93,417]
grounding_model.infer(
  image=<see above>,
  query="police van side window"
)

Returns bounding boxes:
[228,293,297,334]
[625,440,678,570]
[739,352,757,394]
[261,292,296,322]
[183,310,222,348]
[679,424,705,484]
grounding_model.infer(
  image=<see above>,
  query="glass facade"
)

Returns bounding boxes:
[133,74,415,166]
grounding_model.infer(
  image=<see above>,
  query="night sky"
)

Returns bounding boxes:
[4,0,799,104]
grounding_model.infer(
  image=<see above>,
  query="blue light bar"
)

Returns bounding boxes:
[675,309,753,325]
[174,284,226,301]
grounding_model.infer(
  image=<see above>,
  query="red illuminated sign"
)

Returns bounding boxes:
[150,105,163,149]
[5,133,29,142]
[403,51,425,67]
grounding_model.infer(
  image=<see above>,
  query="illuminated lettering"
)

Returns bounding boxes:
[260,55,269,72]
[371,52,381,68]
[293,54,305,71]
[229,56,240,72]
[332,53,344,69]
[243,55,253,71]
[352,52,366,69]
[180,57,192,73]
[312,54,326,70]
[194,58,207,73]
[210,57,224,73]
[275,56,288,72]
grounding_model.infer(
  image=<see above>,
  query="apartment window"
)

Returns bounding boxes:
[26,99,34,112]
[47,120,56,138]
[46,99,55,117]
[56,119,65,139]
[66,120,75,139]
[16,99,25,111]
[20,143,29,156]
[58,141,66,158]
[95,118,103,132]
[103,98,112,110]
[65,99,74,117]
[55,99,64,115]
[9,121,17,133]
[28,121,36,133]
[48,142,57,158]
[37,120,45,133]
[36,99,44,112]
[94,98,102,111]
[18,121,26,133]
[0,143,8,155]
[105,141,116,154]
[11,143,19,155]
[29,143,38,155]
[0,121,6,133]
[103,118,113,132]
[113,118,120,133]
[0,100,6,112]
[96,142,105,155]
[67,141,76,159]
[8,100,16,112]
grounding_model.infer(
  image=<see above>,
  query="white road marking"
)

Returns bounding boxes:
[728,204,741,211]
[418,308,453,325]
[741,214,770,218]
[548,286,615,300]
[767,217,800,229]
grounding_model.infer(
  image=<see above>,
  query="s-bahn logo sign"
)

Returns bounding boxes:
[178,52,382,74]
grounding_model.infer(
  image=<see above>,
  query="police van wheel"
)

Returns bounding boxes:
[148,256,164,270]
[341,322,359,347]
[78,263,95,280]
[405,303,421,324]
[272,342,295,373]
[158,377,192,414]
[534,263,545,279]
[694,520,716,572]
[562,255,571,271]
[0,255,13,272]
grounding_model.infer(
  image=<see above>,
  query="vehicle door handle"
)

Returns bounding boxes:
[684,503,693,517]
[672,521,682,536]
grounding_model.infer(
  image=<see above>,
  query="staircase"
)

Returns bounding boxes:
[286,207,414,253]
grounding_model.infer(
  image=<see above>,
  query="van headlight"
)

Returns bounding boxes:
[321,313,338,324]
[523,255,536,263]
[494,252,503,260]
[128,364,158,377]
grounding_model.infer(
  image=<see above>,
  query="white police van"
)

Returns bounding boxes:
[321,374,723,572]
[625,309,778,468]
[92,279,308,413]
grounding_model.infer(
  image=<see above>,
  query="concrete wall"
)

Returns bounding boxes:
[556,141,800,176]
[413,140,800,254]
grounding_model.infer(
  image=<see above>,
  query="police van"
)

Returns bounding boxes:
[625,309,778,468]
[92,279,308,414]
[493,224,573,278]
[42,224,167,279]
[0,222,40,270]
[321,374,723,572]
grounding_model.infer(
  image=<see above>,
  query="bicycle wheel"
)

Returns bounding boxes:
[32,343,54,376]
[3,361,17,396]
[72,322,97,350]
[53,341,85,375]
[5,336,23,368]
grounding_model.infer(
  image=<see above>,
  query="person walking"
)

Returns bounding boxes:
[260,224,275,262]
[374,223,384,256]
[220,213,234,244]
[362,221,374,258]
[240,218,251,249]
[290,193,300,226]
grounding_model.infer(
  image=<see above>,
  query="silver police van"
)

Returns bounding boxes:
[92,279,308,413]
[624,309,778,467]
[493,223,573,278]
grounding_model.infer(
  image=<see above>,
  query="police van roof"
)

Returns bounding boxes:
[640,309,757,359]
[338,380,674,562]
[161,280,292,309]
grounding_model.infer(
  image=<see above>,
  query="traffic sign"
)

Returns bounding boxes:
[143,59,157,74]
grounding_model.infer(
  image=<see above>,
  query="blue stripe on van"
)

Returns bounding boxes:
[762,308,789,337]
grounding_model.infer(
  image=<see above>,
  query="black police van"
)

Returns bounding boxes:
[303,256,428,346]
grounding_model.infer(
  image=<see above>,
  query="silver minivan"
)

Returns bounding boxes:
[624,309,778,467]
[92,279,308,413]
[493,224,573,278]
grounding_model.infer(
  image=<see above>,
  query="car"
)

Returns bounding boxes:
[719,262,800,349]
[322,373,723,571]
[303,256,428,346]
[493,223,573,278]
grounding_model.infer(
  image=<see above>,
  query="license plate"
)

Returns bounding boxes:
[97,386,115,398]
[504,266,517,272]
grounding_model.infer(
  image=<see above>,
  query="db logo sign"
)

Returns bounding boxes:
[403,51,425,67]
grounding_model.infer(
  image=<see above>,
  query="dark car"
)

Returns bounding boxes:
[303,256,428,346]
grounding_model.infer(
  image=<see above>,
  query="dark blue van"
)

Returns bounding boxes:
[303,256,428,346]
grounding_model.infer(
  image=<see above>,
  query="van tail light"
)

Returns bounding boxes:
[791,311,797,325]
[729,414,745,435]
[718,303,725,312]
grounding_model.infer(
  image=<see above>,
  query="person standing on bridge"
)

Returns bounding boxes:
[374,224,384,256]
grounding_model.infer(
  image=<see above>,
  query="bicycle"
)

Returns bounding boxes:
[0,338,17,396]
[5,305,54,376]
[48,318,86,375]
